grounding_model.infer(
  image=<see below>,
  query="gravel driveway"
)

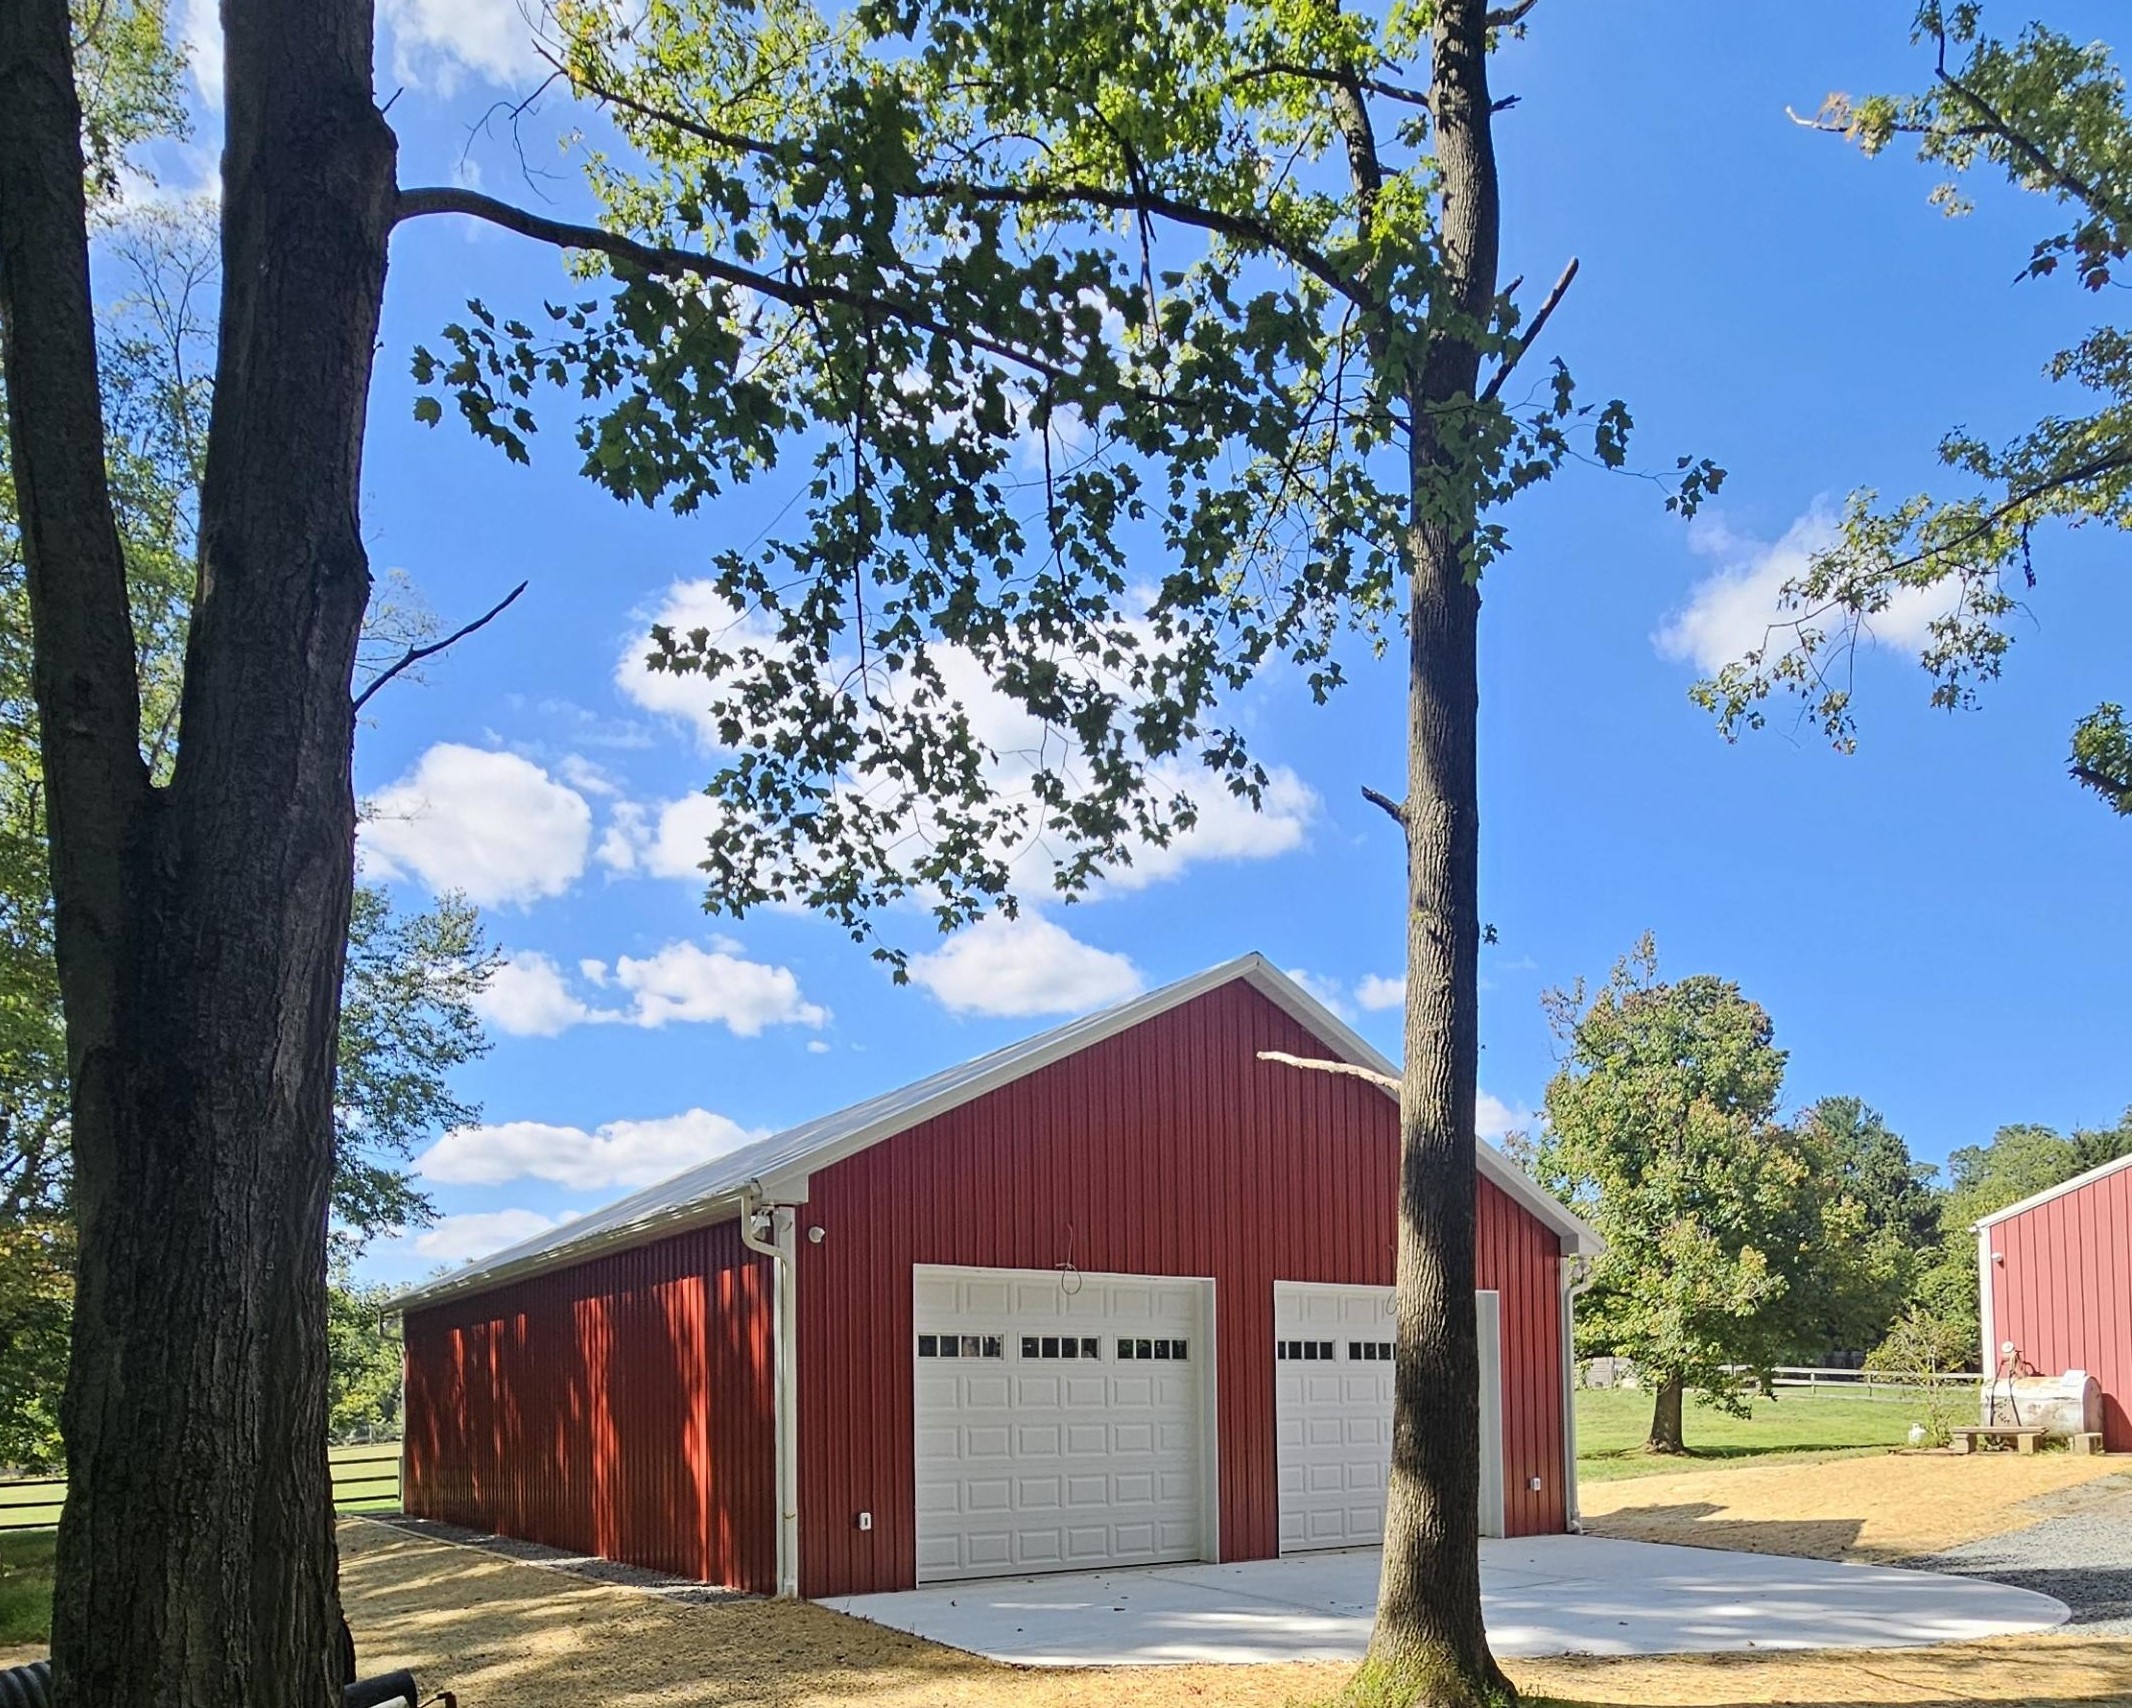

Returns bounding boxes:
[1900,1471,2132,1635]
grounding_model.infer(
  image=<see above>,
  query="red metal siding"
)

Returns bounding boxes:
[795,981,1568,1597]
[403,1220,777,1590]
[1987,1161,2132,1450]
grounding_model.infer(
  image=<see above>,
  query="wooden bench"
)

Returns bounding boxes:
[1949,1425,2044,1454]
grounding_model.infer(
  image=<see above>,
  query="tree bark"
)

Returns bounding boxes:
[0,0,397,1700]
[1361,2,1512,1704]
[1646,1376,1687,1454]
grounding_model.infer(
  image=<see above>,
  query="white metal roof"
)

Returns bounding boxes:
[389,951,1600,1312]
[1973,1146,2132,1230]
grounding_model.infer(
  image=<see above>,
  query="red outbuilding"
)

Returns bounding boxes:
[394,954,1600,1598]
[1976,1149,2132,1451]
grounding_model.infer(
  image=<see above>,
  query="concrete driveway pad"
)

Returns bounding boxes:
[819,1536,2069,1666]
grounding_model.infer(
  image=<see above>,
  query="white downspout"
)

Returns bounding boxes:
[1976,1221,1997,1426]
[1559,1254,1595,1534]
[739,1182,800,1597]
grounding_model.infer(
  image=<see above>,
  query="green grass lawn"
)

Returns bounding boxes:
[0,1532,52,1647]
[0,1443,401,1650]
[1575,1384,1933,1482]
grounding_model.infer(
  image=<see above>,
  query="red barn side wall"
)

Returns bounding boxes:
[403,1221,776,1590]
[1986,1163,2132,1451]
[795,981,1568,1598]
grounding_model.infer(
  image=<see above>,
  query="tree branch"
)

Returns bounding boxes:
[548,58,1383,320]
[912,173,1380,317]
[1361,783,1408,826]
[1872,449,2132,582]
[1486,0,1540,26]
[390,185,1106,394]
[1480,256,1577,402]
[2070,761,2129,800]
[1256,1049,1401,1093]
[1230,61,1433,111]
[1930,30,2125,223]
[353,579,529,712]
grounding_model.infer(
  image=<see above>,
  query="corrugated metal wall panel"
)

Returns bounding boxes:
[796,981,1568,1597]
[1987,1163,2131,1450]
[402,1220,777,1590]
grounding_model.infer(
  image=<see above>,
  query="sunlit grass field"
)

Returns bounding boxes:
[1575,1384,1943,1482]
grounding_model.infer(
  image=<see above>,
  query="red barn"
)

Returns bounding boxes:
[1977,1149,2132,1450]
[393,954,1599,1598]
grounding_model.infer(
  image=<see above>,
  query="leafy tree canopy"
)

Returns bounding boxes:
[1797,1095,1942,1254]
[325,1267,404,1443]
[1530,937,1904,1446]
[415,0,1699,958]
[1692,2,2132,815]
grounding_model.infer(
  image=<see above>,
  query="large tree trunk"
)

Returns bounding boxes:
[0,0,396,1701]
[1360,3,1511,1704]
[1646,1376,1687,1454]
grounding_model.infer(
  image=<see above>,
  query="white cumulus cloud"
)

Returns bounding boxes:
[1100,764,1319,891]
[181,0,222,105]
[361,743,591,906]
[379,0,540,93]
[473,941,827,1038]
[1475,1090,1534,1145]
[473,951,591,1037]
[596,792,740,885]
[909,913,1143,1018]
[1356,973,1405,1012]
[418,1108,763,1191]
[408,1207,567,1264]
[1655,506,1959,675]
[611,941,828,1034]
[615,583,786,752]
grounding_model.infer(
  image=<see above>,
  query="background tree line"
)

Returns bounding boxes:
[1521,933,2132,1453]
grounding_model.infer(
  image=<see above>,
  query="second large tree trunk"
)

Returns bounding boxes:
[1359,3,1511,1705]
[0,0,398,1702]
[1646,1376,1687,1454]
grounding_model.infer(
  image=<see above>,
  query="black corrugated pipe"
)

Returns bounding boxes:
[0,1660,422,1707]
[343,1669,421,1707]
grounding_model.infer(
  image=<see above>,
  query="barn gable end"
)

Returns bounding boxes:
[1978,1150,2132,1451]
[794,979,1571,1596]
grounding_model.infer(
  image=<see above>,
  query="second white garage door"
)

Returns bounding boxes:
[913,1265,1212,1583]
[1274,1282,1503,1551]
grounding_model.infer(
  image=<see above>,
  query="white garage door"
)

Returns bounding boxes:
[1274,1283,1503,1552]
[913,1265,1210,1583]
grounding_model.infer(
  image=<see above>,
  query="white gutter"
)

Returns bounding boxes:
[1558,1253,1596,1533]
[739,1180,800,1597]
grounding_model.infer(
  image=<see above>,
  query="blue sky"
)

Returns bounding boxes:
[146,3,2132,1285]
